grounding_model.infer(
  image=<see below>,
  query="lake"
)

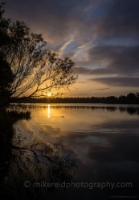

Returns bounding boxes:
[1,104,139,199]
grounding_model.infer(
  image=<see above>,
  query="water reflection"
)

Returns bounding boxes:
[1,104,139,199]
[0,108,77,199]
[11,104,139,116]
[47,104,51,118]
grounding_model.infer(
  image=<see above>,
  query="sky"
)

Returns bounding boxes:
[4,0,139,97]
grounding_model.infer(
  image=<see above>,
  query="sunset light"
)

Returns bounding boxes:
[1,1,139,199]
[47,93,51,97]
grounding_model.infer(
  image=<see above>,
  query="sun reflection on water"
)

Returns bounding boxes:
[47,104,51,118]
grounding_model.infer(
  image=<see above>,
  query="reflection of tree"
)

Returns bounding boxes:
[127,107,138,115]
[0,109,30,197]
[119,107,127,113]
[11,104,139,116]
[106,107,117,112]
[0,109,77,199]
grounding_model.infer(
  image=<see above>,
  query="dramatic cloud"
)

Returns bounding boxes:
[91,77,139,87]
[4,0,101,43]
[95,0,139,41]
[74,66,114,75]
[74,45,139,77]
[4,0,139,95]
[88,45,139,75]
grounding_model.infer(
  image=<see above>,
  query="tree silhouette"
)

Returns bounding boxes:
[0,3,77,108]
[0,54,14,107]
[126,93,137,104]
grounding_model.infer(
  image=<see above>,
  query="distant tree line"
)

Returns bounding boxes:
[11,92,139,104]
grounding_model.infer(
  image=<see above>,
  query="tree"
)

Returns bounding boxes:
[127,93,137,103]
[0,3,77,107]
[0,54,14,107]
[0,2,5,19]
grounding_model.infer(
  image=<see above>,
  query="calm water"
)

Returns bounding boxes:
[1,104,139,199]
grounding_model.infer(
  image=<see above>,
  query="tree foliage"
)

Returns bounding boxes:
[0,54,14,106]
[0,3,77,107]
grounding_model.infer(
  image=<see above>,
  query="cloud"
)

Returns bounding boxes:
[74,43,139,77]
[5,0,139,44]
[91,77,139,87]
[73,67,91,74]
[94,0,139,41]
[5,0,139,52]
[73,66,115,75]
[4,0,139,94]
[4,0,100,42]
[98,87,110,90]
[88,45,139,76]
